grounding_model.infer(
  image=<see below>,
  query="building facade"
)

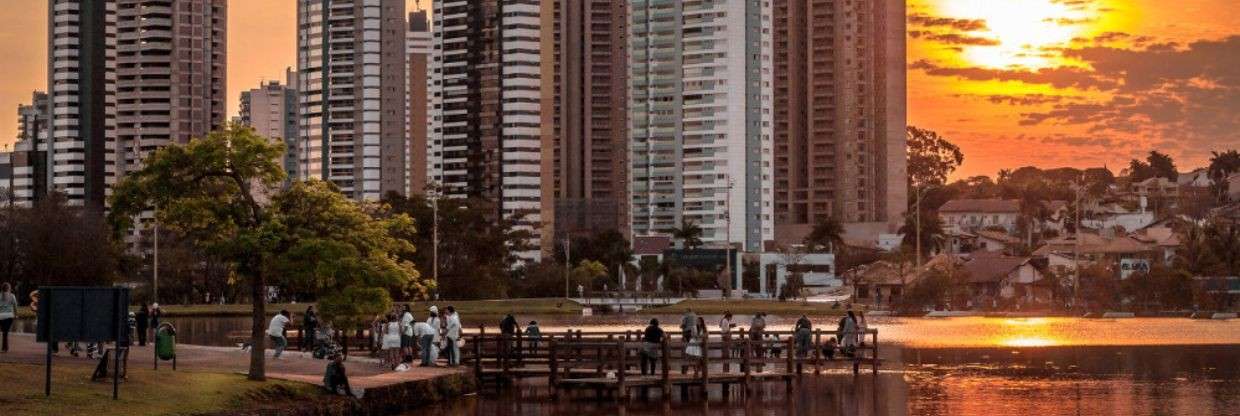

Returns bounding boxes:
[542,0,630,241]
[47,0,117,209]
[112,0,227,188]
[11,92,51,206]
[772,0,907,240]
[406,9,430,196]
[297,0,407,200]
[240,69,299,179]
[628,0,775,251]
[430,0,546,260]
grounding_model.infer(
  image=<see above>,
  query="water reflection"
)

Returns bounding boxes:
[422,344,1240,416]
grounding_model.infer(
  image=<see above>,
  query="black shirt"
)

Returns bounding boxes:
[643,325,665,343]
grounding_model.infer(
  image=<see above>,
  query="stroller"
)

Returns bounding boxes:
[312,328,343,360]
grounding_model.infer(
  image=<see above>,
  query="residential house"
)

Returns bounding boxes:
[940,199,1021,234]
[1177,168,1213,188]
[1081,202,1156,233]
[976,230,1021,252]
[961,252,1054,308]
[1033,232,1162,278]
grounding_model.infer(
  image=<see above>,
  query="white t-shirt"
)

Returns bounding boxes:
[401,312,415,336]
[719,317,732,333]
[267,314,290,337]
[413,322,433,338]
[445,314,461,339]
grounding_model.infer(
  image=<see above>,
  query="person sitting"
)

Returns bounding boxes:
[323,353,355,397]
[823,337,838,360]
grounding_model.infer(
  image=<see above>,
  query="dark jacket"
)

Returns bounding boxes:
[643,325,665,344]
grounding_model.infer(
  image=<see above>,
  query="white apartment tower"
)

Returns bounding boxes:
[297,0,408,200]
[628,0,775,251]
[430,0,546,260]
[47,0,117,209]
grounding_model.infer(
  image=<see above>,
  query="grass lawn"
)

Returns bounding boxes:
[640,298,863,316]
[0,362,321,416]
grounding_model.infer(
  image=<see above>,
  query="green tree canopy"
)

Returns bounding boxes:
[109,125,425,380]
[804,217,845,253]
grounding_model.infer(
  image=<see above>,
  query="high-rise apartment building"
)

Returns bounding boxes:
[542,0,630,241]
[11,92,51,206]
[112,0,227,188]
[297,0,408,200]
[47,0,116,209]
[772,0,907,240]
[628,0,775,252]
[406,10,430,196]
[240,69,299,179]
[430,0,546,260]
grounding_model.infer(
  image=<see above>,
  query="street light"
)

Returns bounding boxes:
[425,183,442,300]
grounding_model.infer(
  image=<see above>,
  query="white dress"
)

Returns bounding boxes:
[382,321,402,350]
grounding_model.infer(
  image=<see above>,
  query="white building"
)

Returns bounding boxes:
[239,69,299,180]
[939,199,1021,234]
[429,0,546,261]
[629,0,775,252]
[48,0,117,208]
[297,0,408,201]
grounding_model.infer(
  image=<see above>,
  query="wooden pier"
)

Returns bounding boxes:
[463,326,881,400]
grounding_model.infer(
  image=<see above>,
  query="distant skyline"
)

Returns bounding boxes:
[0,0,1236,179]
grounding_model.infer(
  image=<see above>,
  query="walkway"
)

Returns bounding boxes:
[0,333,465,389]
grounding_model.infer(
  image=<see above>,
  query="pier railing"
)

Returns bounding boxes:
[462,326,879,398]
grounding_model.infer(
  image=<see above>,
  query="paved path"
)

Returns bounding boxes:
[0,333,465,388]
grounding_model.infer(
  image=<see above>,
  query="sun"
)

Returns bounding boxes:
[936,0,1095,69]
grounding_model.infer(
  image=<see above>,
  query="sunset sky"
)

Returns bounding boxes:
[0,0,1236,179]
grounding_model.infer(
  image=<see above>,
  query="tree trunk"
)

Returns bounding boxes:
[248,268,267,381]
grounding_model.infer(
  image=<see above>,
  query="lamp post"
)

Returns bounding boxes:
[424,183,442,300]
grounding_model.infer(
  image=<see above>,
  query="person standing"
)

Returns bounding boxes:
[0,283,16,353]
[443,306,462,367]
[381,313,402,368]
[499,313,518,358]
[719,311,735,338]
[525,321,542,353]
[422,306,442,366]
[840,310,858,355]
[303,306,319,351]
[640,319,665,375]
[135,303,150,347]
[149,303,163,336]
[267,310,292,359]
[794,315,812,358]
[680,308,697,342]
[399,305,415,360]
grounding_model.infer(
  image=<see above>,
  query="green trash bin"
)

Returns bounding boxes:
[155,323,177,370]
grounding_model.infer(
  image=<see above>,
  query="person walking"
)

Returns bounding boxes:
[134,303,150,347]
[400,305,415,360]
[443,306,462,367]
[267,310,292,359]
[422,306,442,366]
[640,318,664,375]
[381,313,402,369]
[303,306,319,352]
[0,283,16,353]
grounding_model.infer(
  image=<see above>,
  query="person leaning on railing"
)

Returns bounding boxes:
[640,319,665,375]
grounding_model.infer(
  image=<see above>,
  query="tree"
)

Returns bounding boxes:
[899,210,946,258]
[1017,185,1050,247]
[1,193,124,304]
[803,217,845,253]
[1128,150,1177,182]
[637,256,664,292]
[1208,149,1240,201]
[898,262,969,312]
[551,230,633,289]
[109,125,426,380]
[383,193,532,299]
[670,219,704,250]
[907,126,964,191]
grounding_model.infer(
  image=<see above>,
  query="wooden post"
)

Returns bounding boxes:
[473,335,482,380]
[741,339,752,397]
[872,330,880,374]
[813,329,822,375]
[722,332,731,373]
[616,340,628,400]
[661,338,671,396]
[785,337,795,375]
[549,340,559,398]
[701,333,710,388]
